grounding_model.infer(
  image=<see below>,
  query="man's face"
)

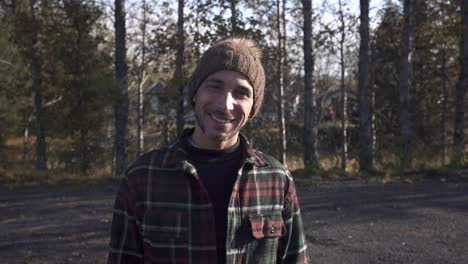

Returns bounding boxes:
[192,70,254,150]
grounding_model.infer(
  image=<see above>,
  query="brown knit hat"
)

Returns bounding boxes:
[189,38,265,117]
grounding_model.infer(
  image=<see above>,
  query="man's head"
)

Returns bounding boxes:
[189,38,265,118]
[189,38,265,150]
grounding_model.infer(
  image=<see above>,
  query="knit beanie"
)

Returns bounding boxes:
[189,38,265,117]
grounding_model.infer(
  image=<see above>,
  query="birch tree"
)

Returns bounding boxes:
[135,0,149,157]
[276,0,287,165]
[337,0,349,172]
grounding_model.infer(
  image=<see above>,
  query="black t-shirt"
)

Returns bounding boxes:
[185,136,242,264]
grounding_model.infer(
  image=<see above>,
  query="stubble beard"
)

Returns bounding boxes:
[194,109,243,142]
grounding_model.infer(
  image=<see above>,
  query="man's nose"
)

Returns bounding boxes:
[218,92,235,112]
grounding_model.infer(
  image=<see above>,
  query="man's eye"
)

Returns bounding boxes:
[236,91,251,98]
[208,85,222,90]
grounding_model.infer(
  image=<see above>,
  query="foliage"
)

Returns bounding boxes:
[0,0,466,184]
[371,0,461,170]
[0,8,34,166]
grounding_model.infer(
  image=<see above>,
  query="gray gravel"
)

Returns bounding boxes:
[301,180,468,264]
[0,179,467,264]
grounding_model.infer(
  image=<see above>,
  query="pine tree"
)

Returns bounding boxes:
[302,0,319,167]
[453,0,468,166]
[114,0,129,178]
[399,0,413,170]
[358,0,372,171]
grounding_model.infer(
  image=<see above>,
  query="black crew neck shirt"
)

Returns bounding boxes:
[185,136,242,264]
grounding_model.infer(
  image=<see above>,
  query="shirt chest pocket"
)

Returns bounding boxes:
[242,213,286,263]
[248,213,286,239]
[141,208,188,243]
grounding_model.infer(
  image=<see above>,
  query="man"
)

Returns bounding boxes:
[108,38,309,264]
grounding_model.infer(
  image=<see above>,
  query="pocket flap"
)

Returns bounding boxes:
[248,214,285,239]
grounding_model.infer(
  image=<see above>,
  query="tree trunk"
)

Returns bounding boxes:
[369,21,378,166]
[338,0,347,173]
[175,0,185,136]
[23,126,29,161]
[277,0,287,166]
[440,45,448,165]
[302,0,319,167]
[230,0,238,35]
[195,0,201,59]
[74,29,90,175]
[113,0,129,178]
[399,0,413,170]
[282,0,289,163]
[371,70,376,161]
[28,0,47,171]
[453,0,468,166]
[137,71,145,157]
[358,0,372,171]
[136,0,148,157]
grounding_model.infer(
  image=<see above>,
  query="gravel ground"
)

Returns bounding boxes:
[0,178,467,264]
[301,179,468,264]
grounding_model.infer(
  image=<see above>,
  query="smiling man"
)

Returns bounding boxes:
[108,38,309,264]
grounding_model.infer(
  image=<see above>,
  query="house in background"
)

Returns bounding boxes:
[318,86,358,123]
[144,80,195,123]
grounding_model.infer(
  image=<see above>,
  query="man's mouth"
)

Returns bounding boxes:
[209,113,235,123]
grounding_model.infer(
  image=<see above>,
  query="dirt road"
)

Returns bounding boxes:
[1,179,467,264]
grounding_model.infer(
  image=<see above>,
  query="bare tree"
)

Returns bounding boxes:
[453,0,468,166]
[358,0,372,171]
[175,0,185,136]
[113,0,129,178]
[399,0,413,170]
[337,0,348,173]
[135,0,149,157]
[302,0,319,167]
[276,0,287,166]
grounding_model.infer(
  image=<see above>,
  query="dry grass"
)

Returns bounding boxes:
[2,129,466,188]
[0,165,113,188]
[287,154,360,174]
[1,136,113,188]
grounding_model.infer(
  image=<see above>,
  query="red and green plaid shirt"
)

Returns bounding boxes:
[108,130,309,264]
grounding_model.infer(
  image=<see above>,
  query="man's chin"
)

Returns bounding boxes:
[209,133,230,142]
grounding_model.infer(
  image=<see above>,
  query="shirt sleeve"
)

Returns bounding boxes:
[278,171,310,264]
[108,178,144,264]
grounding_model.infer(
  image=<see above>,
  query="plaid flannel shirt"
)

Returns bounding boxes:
[108,130,309,264]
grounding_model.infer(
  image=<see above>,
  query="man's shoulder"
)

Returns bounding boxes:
[251,148,288,172]
[125,145,171,176]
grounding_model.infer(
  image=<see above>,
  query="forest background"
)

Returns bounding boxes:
[0,0,467,186]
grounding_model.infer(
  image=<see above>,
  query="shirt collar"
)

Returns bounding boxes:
[160,128,268,169]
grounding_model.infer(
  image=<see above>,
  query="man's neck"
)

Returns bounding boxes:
[191,127,239,150]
